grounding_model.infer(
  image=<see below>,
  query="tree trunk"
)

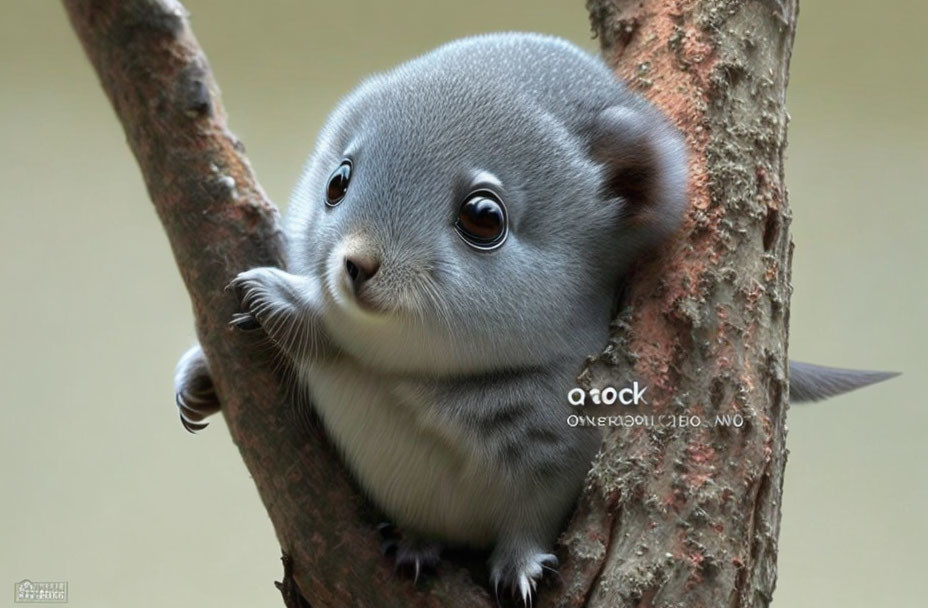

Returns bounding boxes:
[63,0,797,606]
[554,2,798,605]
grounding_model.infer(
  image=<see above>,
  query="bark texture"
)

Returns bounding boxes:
[554,1,798,606]
[64,0,797,606]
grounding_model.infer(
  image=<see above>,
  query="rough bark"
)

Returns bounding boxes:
[552,1,798,606]
[64,0,796,606]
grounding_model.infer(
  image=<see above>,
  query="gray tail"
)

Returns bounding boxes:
[789,360,899,403]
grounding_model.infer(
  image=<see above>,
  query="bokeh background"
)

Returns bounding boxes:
[1,1,924,606]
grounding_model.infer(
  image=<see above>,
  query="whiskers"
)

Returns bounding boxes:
[413,270,456,337]
[404,262,456,335]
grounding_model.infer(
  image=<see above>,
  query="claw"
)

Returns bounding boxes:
[539,554,558,572]
[383,531,442,584]
[175,389,218,434]
[178,388,217,406]
[176,389,219,419]
[230,312,261,331]
[176,392,202,418]
[518,575,532,608]
[173,344,220,434]
[490,551,557,607]
[179,412,209,434]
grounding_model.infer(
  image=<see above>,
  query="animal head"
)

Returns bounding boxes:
[286,33,687,375]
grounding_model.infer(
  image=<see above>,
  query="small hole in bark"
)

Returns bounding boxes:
[178,62,213,118]
[710,378,725,408]
[763,206,779,252]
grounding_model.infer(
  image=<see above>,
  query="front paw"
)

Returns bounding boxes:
[228,267,295,332]
[174,344,220,433]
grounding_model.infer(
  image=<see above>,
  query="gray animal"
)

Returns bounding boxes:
[173,33,895,604]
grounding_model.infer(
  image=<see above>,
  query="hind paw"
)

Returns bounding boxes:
[489,550,558,606]
[378,523,442,583]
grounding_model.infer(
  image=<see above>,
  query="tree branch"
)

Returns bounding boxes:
[64,0,797,606]
[63,1,491,606]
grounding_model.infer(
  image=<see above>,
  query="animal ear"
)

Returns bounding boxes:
[587,105,688,246]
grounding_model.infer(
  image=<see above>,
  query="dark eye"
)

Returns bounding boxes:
[455,191,508,250]
[325,160,352,206]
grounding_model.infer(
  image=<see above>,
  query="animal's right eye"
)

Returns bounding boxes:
[325,160,352,207]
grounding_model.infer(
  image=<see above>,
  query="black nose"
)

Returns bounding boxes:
[345,255,380,292]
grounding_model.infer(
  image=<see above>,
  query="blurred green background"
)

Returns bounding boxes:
[0,1,923,606]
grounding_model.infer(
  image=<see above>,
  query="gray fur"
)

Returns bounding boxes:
[789,361,897,403]
[172,33,892,602]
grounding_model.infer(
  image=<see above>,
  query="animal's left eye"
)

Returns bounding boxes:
[325,159,352,207]
[455,191,508,250]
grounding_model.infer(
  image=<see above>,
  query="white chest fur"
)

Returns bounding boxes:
[301,359,508,547]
